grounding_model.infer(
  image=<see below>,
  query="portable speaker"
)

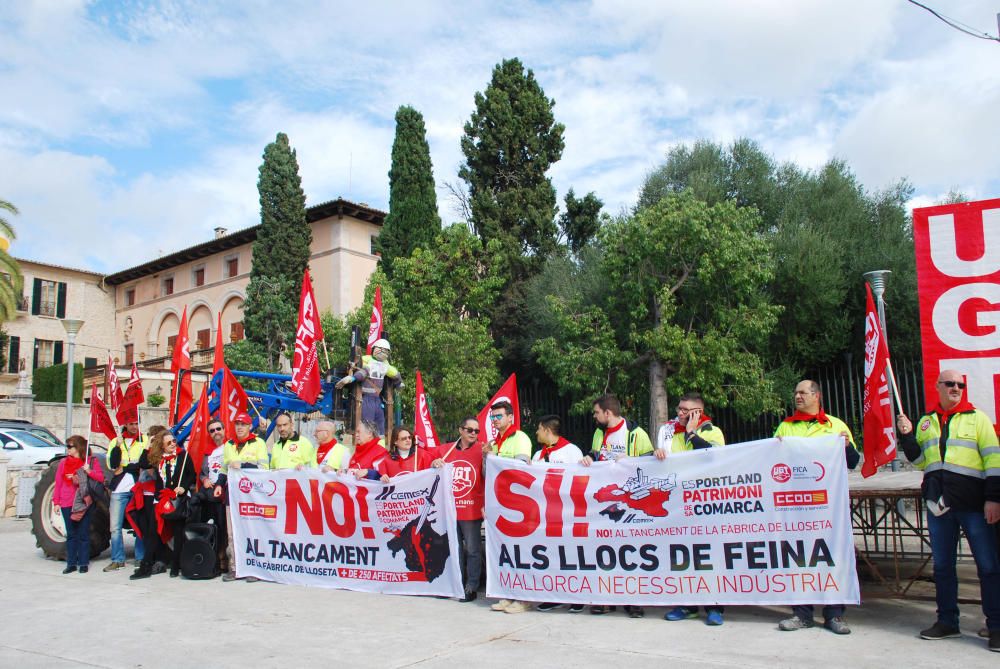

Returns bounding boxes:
[181,523,218,579]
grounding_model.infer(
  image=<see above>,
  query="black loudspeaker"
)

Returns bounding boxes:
[181,523,218,580]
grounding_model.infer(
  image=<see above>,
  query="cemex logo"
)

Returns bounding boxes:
[238,502,278,519]
[375,486,430,501]
[773,490,829,508]
[238,477,277,496]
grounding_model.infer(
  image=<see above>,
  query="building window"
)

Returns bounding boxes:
[166,335,176,358]
[162,276,174,296]
[370,235,380,256]
[7,336,20,373]
[196,328,210,350]
[125,287,136,307]
[37,280,58,316]
[33,339,63,369]
[230,322,244,342]
[193,266,205,287]
[225,256,239,278]
[124,344,134,365]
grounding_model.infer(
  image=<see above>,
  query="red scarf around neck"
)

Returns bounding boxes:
[316,439,338,464]
[63,455,84,483]
[783,409,829,425]
[538,437,572,462]
[934,399,975,423]
[495,424,517,449]
[350,438,383,469]
[601,418,625,445]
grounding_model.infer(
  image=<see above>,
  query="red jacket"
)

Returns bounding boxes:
[377,449,433,478]
[443,440,485,521]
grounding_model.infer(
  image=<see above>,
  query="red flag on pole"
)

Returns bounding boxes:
[169,306,193,425]
[107,356,124,413]
[89,384,118,441]
[477,373,520,444]
[212,312,226,375]
[186,385,212,484]
[291,268,324,404]
[366,285,382,354]
[219,366,250,441]
[862,284,897,478]
[121,362,145,410]
[413,370,442,453]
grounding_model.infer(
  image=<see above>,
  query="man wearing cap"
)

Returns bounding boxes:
[270,412,316,470]
[214,412,268,581]
[104,420,149,572]
[897,369,1000,652]
[335,338,402,436]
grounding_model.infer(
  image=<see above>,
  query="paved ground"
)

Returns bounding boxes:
[0,517,995,668]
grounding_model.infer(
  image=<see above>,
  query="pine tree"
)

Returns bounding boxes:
[458,58,565,367]
[244,133,311,370]
[378,106,441,276]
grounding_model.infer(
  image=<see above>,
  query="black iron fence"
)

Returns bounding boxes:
[518,358,926,449]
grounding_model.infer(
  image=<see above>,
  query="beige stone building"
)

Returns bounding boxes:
[4,197,384,403]
[1,259,118,395]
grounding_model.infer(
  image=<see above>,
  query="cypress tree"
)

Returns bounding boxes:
[243,132,311,370]
[378,106,441,276]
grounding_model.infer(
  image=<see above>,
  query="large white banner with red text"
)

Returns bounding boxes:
[485,437,859,606]
[913,198,1000,427]
[229,467,463,596]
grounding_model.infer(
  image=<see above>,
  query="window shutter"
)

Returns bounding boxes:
[84,356,97,368]
[31,278,41,315]
[56,282,67,318]
[53,340,64,365]
[7,336,19,373]
[32,340,39,370]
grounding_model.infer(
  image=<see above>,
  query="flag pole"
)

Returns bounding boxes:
[320,339,332,371]
[864,270,900,472]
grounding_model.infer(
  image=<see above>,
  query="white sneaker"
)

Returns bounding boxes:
[504,601,532,614]
[491,599,513,612]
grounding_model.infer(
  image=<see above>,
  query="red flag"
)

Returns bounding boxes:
[107,356,124,413]
[219,366,250,441]
[862,284,897,478]
[366,285,382,354]
[186,386,212,485]
[413,370,442,453]
[121,362,145,410]
[89,384,118,441]
[212,312,226,374]
[476,373,520,444]
[169,306,193,424]
[291,268,324,404]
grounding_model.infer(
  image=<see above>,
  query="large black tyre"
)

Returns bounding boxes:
[30,459,111,560]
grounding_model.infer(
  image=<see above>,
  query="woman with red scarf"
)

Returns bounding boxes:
[130,431,195,580]
[53,436,105,574]
[349,420,387,480]
[378,425,432,481]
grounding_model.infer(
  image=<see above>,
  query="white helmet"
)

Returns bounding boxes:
[372,338,391,351]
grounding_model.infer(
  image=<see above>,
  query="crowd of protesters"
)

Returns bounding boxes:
[52,371,999,652]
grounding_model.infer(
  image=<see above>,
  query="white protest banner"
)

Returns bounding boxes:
[229,466,464,596]
[486,437,859,606]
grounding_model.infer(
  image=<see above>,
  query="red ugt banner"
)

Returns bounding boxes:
[913,198,1000,427]
[862,284,896,477]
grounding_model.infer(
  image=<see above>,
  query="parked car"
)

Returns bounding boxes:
[0,420,63,446]
[0,428,66,466]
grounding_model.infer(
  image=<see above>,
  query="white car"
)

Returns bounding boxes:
[0,428,65,466]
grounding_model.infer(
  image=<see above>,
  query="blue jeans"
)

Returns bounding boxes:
[928,509,1000,630]
[109,491,144,563]
[61,506,93,568]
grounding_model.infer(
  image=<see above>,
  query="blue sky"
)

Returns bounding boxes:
[2,0,998,272]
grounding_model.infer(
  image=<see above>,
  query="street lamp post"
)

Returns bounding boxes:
[61,319,85,441]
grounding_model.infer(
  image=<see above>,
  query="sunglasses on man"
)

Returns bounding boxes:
[940,380,966,389]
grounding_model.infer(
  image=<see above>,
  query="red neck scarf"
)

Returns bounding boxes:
[783,409,829,425]
[350,438,383,468]
[688,414,712,430]
[233,433,258,451]
[934,399,975,423]
[495,424,517,449]
[538,437,572,462]
[316,439,338,463]
[601,418,625,445]
[63,455,84,482]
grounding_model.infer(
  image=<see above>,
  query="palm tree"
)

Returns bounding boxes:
[0,199,24,322]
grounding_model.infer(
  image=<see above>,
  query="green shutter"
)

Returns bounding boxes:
[31,278,41,315]
[53,341,63,365]
[7,336,19,374]
[56,282,67,318]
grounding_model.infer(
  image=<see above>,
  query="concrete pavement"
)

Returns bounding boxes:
[0,517,995,668]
